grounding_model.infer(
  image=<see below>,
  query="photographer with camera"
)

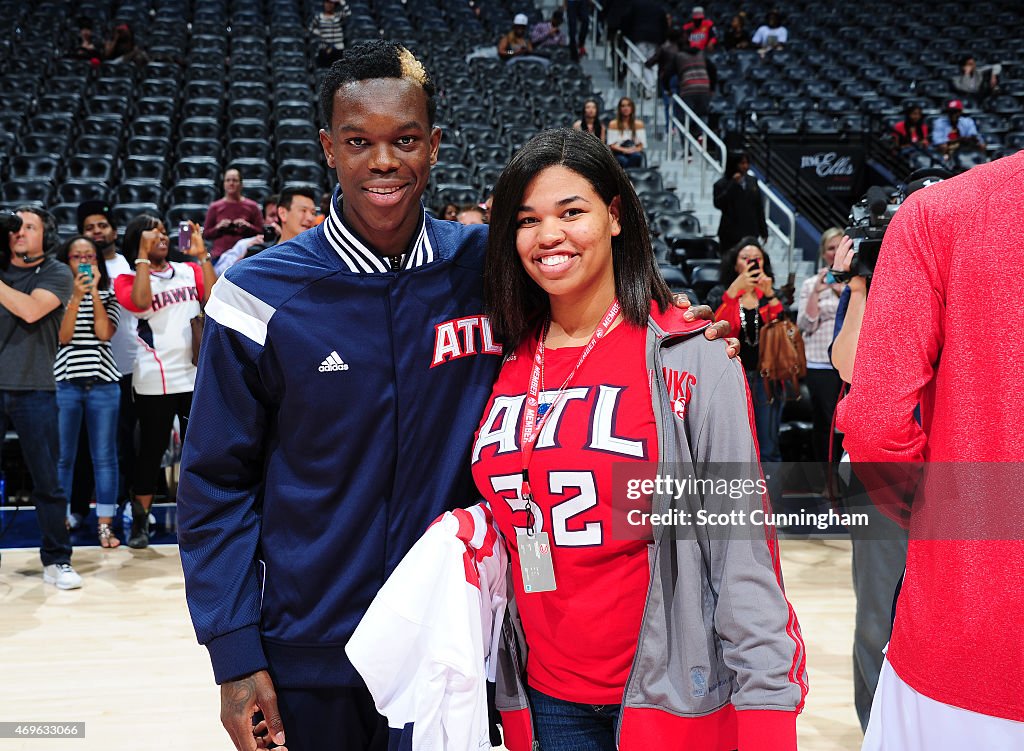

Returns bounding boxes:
[827,190,910,732]
[0,208,81,588]
[835,155,1024,745]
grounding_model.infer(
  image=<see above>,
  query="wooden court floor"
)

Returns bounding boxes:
[0,540,862,750]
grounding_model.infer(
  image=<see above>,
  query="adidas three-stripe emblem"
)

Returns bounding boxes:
[319,351,350,372]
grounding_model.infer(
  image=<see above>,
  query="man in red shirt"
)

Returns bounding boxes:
[837,152,1024,747]
[201,168,264,259]
[681,6,717,51]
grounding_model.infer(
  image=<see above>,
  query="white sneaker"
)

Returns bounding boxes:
[43,563,83,590]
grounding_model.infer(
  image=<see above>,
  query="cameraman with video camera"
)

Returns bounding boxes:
[0,208,81,589]
[827,183,913,732]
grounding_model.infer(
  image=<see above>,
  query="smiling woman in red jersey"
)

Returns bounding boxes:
[475,129,807,751]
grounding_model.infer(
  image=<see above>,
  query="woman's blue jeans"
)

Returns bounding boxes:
[57,379,120,518]
[528,687,621,751]
[746,370,785,464]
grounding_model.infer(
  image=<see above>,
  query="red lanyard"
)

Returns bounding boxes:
[519,299,620,530]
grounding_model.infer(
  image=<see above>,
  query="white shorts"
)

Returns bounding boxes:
[862,658,1024,750]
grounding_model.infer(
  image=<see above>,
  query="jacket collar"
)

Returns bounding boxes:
[647,301,711,339]
[321,188,435,273]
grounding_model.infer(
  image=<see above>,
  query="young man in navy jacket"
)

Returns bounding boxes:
[178,40,732,751]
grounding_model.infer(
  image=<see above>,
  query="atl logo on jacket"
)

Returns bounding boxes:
[663,367,697,420]
[431,315,503,367]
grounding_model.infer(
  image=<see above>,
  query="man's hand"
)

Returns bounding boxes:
[673,293,740,358]
[220,670,287,751]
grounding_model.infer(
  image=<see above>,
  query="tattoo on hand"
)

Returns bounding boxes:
[227,677,257,715]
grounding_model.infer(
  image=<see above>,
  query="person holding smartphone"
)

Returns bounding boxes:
[54,236,122,546]
[114,216,214,548]
[797,227,846,466]
[711,239,785,463]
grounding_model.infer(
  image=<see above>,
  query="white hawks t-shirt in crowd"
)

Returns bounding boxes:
[114,261,204,395]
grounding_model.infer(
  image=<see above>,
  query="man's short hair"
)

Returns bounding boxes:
[278,185,318,210]
[15,205,59,256]
[76,199,114,233]
[318,40,437,130]
[263,194,280,212]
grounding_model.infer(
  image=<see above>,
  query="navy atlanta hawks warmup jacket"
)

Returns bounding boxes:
[177,198,502,688]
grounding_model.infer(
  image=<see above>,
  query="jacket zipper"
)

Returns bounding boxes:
[616,333,674,746]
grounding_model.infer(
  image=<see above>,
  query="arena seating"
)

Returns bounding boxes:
[658,0,1024,174]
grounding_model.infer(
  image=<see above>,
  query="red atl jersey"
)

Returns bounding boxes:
[471,322,656,705]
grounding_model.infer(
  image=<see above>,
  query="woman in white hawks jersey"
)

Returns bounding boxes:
[114,214,215,548]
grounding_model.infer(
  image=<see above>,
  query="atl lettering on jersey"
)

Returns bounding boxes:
[474,385,649,462]
[431,315,502,367]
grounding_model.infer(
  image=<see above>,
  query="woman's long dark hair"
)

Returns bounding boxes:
[485,128,672,355]
[719,236,774,289]
[611,97,637,139]
[902,105,926,142]
[121,214,162,264]
[57,235,111,291]
[578,98,602,135]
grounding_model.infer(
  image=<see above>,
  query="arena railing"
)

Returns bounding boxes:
[668,95,797,274]
[606,32,660,135]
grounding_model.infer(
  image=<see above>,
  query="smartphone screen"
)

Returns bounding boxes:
[179,220,192,252]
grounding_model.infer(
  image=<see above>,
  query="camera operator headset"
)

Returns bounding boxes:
[0,207,66,552]
[0,207,62,348]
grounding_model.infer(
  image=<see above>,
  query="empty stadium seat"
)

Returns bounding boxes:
[278,161,325,187]
[123,156,167,182]
[65,155,114,183]
[175,157,221,182]
[276,140,323,164]
[57,179,109,204]
[176,138,222,161]
[112,202,161,227]
[166,203,209,226]
[127,136,171,158]
[180,117,221,141]
[8,153,59,180]
[228,139,271,162]
[2,179,53,204]
[116,181,166,207]
[169,181,218,206]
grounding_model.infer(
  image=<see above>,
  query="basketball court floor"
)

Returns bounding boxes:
[0,539,863,750]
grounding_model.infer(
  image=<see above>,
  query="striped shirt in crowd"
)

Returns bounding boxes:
[54,289,122,383]
[311,6,348,50]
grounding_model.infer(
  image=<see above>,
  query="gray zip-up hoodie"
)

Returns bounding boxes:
[495,305,808,751]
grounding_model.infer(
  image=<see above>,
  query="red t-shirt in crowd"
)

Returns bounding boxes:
[203,197,264,258]
[471,322,656,705]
